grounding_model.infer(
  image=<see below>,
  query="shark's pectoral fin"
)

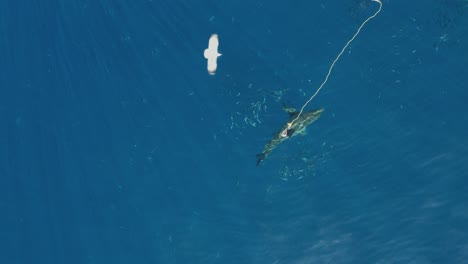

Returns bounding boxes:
[299,128,307,136]
[282,104,298,117]
[289,112,299,118]
[312,108,325,115]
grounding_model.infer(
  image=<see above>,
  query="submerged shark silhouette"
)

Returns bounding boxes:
[256,106,324,166]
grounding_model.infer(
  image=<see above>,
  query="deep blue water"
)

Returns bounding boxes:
[1,0,468,263]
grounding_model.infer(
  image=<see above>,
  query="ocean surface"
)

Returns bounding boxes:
[1,0,467,263]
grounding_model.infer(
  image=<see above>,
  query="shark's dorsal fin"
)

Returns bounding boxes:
[286,128,296,137]
[282,104,298,117]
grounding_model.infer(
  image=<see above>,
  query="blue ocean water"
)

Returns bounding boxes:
[1,0,467,263]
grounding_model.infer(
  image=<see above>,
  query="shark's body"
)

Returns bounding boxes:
[256,106,324,166]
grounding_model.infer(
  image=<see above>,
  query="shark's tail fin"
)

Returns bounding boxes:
[256,153,266,166]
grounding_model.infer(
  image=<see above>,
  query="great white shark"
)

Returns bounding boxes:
[256,106,324,166]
